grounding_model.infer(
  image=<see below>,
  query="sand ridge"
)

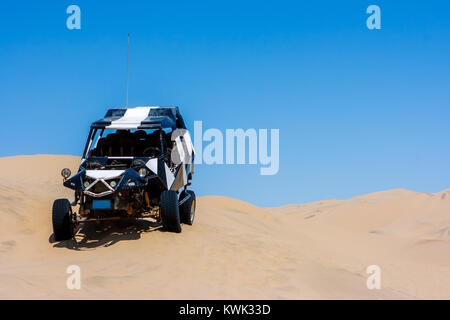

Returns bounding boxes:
[0,155,449,299]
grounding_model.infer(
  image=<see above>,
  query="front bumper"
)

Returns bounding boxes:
[64,168,148,197]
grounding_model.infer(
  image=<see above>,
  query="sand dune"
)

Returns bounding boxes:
[0,155,449,299]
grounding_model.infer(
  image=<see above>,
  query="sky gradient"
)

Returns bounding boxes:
[1,1,449,206]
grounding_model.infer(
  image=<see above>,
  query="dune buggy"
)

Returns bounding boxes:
[52,106,196,240]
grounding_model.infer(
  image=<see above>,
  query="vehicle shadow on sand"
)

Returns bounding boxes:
[49,219,162,250]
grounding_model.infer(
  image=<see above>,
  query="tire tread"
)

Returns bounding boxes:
[52,199,73,241]
[160,191,182,233]
[180,190,196,225]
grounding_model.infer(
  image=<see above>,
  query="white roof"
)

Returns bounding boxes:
[107,107,153,129]
[92,106,180,129]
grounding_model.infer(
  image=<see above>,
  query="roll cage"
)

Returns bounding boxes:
[82,106,187,160]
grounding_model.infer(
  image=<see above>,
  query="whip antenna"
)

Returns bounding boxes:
[126,33,130,108]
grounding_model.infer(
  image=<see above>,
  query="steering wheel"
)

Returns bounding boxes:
[143,147,161,157]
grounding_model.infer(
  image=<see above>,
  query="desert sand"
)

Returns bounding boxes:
[0,155,449,299]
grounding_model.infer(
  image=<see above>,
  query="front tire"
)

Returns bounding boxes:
[52,199,74,241]
[180,190,196,225]
[160,190,181,233]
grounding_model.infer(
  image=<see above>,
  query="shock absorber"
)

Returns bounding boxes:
[144,191,151,208]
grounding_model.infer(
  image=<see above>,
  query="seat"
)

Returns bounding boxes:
[105,133,120,156]
[95,138,109,157]
[119,135,134,156]
[142,131,162,157]
[133,130,147,156]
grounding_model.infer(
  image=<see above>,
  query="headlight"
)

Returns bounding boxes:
[110,180,117,188]
[61,168,71,179]
[138,167,148,178]
[83,181,90,188]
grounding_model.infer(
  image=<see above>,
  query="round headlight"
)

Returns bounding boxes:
[83,181,90,188]
[138,167,148,178]
[110,180,117,188]
[61,168,71,179]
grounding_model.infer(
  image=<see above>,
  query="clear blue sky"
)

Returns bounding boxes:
[0,1,449,206]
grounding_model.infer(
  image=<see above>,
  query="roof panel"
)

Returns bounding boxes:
[92,106,179,129]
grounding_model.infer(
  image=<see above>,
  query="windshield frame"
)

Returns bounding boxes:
[82,127,173,159]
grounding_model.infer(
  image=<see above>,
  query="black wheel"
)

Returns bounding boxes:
[160,190,181,233]
[179,190,196,225]
[52,199,74,241]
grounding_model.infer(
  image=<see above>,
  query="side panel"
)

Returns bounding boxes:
[170,128,195,183]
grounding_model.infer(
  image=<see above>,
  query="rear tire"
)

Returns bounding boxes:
[52,199,74,241]
[179,190,196,225]
[160,191,181,233]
